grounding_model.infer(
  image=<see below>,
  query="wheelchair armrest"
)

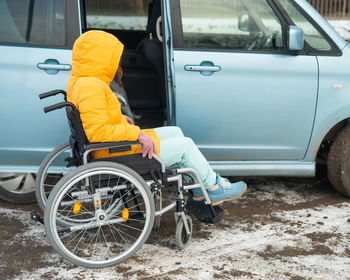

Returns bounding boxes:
[84,141,140,154]
[43,102,76,113]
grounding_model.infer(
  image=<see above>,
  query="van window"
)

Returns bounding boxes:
[0,0,66,47]
[178,0,283,51]
[85,0,151,31]
[279,0,332,51]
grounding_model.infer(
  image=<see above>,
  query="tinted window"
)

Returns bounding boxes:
[85,0,151,30]
[279,0,332,51]
[0,0,66,47]
[179,0,283,51]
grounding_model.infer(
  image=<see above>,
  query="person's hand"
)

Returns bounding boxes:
[124,115,133,125]
[137,131,157,159]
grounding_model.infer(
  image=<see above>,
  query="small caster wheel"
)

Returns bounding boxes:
[153,190,162,230]
[175,215,192,249]
[30,210,44,224]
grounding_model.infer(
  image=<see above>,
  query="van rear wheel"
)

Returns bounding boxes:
[327,125,350,197]
[0,173,36,203]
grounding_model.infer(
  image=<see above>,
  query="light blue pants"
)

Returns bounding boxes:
[154,126,217,188]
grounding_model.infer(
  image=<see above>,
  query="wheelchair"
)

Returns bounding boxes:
[33,89,222,269]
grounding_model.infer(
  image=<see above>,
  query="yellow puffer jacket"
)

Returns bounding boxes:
[67,30,160,159]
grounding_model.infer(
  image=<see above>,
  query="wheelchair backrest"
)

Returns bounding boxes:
[65,105,88,165]
[40,90,88,166]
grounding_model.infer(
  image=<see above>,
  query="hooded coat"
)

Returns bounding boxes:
[67,30,160,159]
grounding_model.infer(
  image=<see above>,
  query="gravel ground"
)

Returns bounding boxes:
[0,176,349,280]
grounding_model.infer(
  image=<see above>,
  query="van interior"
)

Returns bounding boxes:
[82,0,168,129]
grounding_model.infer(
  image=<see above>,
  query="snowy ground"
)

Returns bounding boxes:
[1,177,349,280]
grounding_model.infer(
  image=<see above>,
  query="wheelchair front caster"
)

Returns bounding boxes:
[175,215,192,249]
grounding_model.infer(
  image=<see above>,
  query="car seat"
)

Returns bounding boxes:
[136,0,166,111]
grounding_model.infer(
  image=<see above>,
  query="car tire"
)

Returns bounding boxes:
[327,125,350,197]
[0,173,36,203]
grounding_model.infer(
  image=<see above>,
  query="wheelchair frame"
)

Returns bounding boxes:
[34,89,221,268]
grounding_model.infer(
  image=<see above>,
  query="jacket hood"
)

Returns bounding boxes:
[70,30,124,85]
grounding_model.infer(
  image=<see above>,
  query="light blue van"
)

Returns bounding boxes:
[1,0,350,203]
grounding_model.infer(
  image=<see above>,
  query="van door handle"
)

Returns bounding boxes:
[37,59,71,75]
[184,65,221,72]
[37,63,71,71]
[184,61,221,76]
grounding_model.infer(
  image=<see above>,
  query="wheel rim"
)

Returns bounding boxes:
[49,167,152,266]
[39,146,73,207]
[0,173,35,194]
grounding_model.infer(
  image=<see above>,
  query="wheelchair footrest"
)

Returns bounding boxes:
[185,196,223,224]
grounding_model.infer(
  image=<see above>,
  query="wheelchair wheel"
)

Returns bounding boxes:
[44,161,155,268]
[35,142,74,210]
[175,215,192,250]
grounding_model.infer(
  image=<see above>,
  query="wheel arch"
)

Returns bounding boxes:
[314,118,350,164]
[306,100,350,163]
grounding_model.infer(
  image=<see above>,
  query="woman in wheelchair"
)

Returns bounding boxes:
[67,30,247,206]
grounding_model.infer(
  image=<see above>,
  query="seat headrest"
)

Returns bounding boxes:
[146,0,161,35]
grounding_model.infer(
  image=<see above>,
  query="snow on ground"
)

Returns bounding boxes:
[1,177,350,280]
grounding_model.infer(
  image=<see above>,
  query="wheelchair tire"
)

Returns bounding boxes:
[44,161,155,268]
[35,142,73,210]
[175,215,192,250]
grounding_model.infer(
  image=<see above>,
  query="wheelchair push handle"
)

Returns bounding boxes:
[39,89,67,100]
[43,102,76,113]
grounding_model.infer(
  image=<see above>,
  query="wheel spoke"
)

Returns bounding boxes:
[66,227,87,249]
[72,227,89,254]
[117,221,143,232]
[110,223,128,243]
[100,226,108,246]
[111,223,138,241]
[107,223,118,243]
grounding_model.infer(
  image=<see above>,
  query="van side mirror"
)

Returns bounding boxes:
[288,26,304,51]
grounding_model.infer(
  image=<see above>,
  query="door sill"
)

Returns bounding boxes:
[209,161,315,177]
